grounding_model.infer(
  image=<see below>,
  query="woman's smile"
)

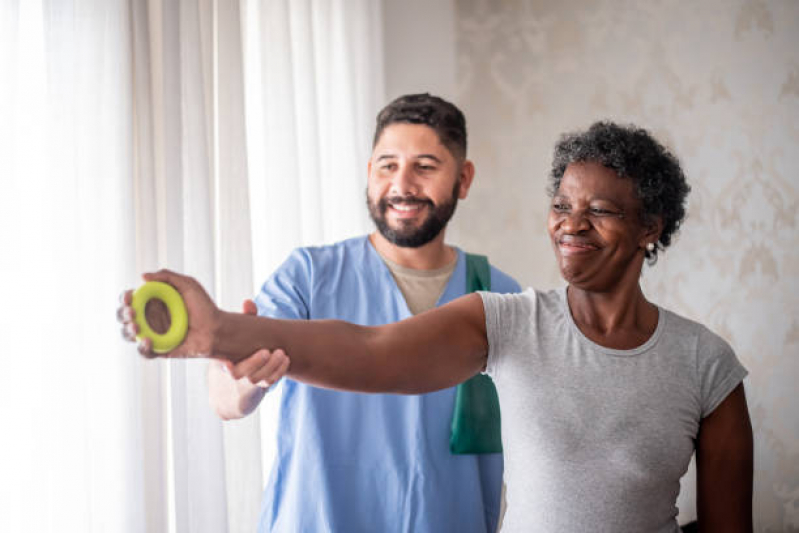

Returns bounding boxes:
[557,235,601,255]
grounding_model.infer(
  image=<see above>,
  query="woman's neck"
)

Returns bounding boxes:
[566,283,659,350]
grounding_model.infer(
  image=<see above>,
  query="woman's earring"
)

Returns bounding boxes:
[646,242,655,252]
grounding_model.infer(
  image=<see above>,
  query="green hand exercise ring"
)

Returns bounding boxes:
[131,281,188,354]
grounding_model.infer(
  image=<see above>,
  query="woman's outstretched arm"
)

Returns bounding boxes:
[119,269,489,394]
[696,383,754,532]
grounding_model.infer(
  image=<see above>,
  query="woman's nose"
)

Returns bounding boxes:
[560,208,591,232]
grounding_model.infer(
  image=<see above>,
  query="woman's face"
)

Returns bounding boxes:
[547,161,657,292]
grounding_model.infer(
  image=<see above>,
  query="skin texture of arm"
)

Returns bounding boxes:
[213,293,488,394]
[123,269,489,395]
[695,383,754,532]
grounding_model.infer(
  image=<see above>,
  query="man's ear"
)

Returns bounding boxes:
[457,160,475,199]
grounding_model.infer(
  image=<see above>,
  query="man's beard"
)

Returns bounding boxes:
[367,180,460,248]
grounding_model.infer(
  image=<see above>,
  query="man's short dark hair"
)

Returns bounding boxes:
[373,93,467,160]
[549,121,691,263]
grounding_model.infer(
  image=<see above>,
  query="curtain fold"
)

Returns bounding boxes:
[0,1,384,531]
[132,1,230,531]
[1,1,145,531]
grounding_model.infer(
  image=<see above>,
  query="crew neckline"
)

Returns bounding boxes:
[378,251,458,278]
[559,286,666,357]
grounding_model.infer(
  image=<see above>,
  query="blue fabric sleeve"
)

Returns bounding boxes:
[489,265,522,294]
[254,248,312,320]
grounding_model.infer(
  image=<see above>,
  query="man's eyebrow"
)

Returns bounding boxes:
[375,153,444,163]
[416,154,442,163]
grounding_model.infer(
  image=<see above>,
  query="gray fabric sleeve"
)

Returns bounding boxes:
[697,326,749,418]
[478,289,531,380]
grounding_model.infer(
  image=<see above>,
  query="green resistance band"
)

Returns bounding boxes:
[131,281,188,354]
[449,253,503,454]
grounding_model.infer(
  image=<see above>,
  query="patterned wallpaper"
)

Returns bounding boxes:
[450,0,799,530]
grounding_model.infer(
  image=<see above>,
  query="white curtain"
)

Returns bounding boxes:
[235,2,383,532]
[0,0,383,531]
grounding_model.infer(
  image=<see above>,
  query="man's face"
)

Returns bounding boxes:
[366,123,470,248]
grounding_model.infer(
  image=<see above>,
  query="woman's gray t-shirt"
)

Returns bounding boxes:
[479,287,747,533]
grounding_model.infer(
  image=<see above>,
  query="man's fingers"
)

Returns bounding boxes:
[229,349,270,381]
[264,352,291,388]
[242,299,257,315]
[252,349,290,388]
[213,359,233,377]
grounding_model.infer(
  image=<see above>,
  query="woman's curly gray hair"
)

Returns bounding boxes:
[549,121,691,263]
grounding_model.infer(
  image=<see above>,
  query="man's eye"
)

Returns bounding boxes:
[417,165,435,171]
[552,203,569,212]
[380,164,397,171]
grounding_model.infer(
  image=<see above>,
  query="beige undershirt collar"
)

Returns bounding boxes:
[378,253,458,315]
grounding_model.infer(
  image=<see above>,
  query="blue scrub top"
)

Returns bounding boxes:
[255,236,521,533]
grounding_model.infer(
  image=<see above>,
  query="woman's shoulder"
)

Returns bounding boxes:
[479,286,568,325]
[480,286,560,304]
[659,307,735,355]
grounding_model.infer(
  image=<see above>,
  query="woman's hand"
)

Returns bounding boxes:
[117,269,221,359]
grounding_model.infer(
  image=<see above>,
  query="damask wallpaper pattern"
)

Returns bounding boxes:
[451,0,799,530]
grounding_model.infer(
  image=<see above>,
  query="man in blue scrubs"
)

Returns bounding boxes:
[208,94,520,532]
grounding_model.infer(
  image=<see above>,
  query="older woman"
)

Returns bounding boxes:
[120,122,752,532]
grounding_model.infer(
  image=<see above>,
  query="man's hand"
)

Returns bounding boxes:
[117,269,220,358]
[219,299,290,390]
[207,299,290,419]
[221,348,290,390]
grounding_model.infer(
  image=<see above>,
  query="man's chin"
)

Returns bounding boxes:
[382,231,427,247]
[377,223,441,248]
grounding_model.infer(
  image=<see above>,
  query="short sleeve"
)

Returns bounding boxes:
[254,248,312,320]
[697,327,748,418]
[478,289,533,380]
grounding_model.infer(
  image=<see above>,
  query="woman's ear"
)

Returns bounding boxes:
[639,215,663,249]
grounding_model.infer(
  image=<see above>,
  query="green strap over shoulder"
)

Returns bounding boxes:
[449,253,503,454]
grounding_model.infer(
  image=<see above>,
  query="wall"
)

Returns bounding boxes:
[452,0,799,530]
[382,0,457,101]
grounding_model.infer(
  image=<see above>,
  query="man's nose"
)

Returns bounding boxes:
[389,164,418,197]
